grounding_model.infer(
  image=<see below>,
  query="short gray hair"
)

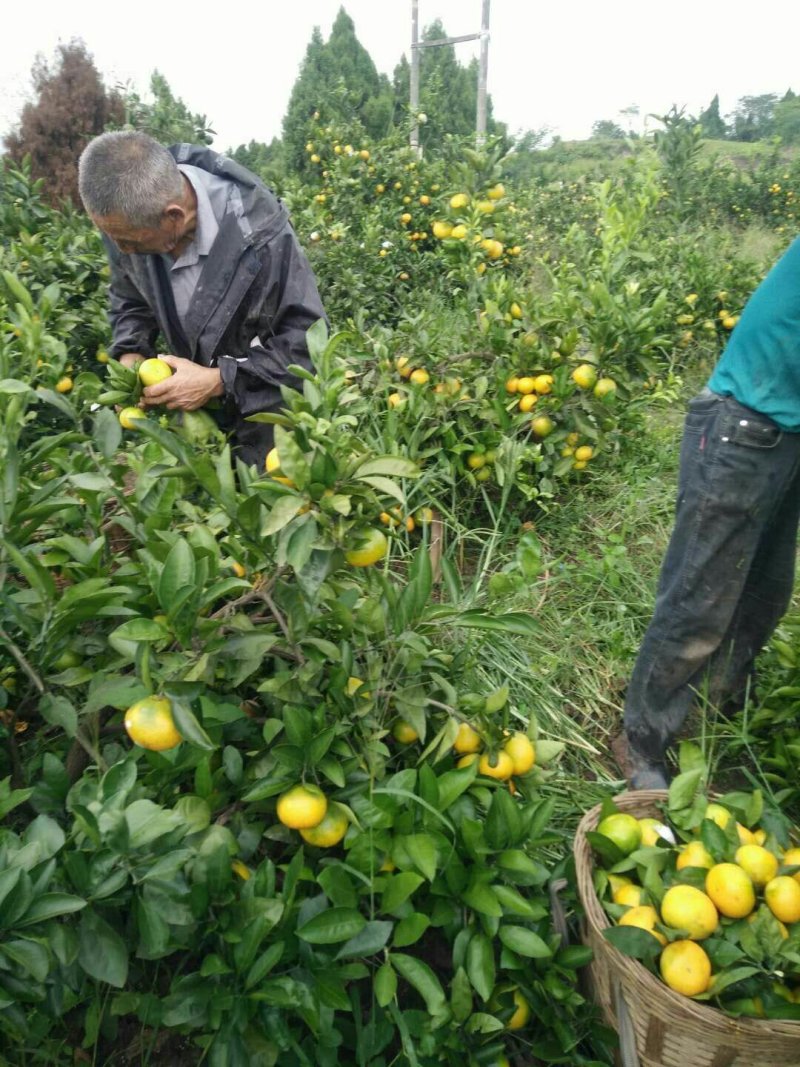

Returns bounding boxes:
[78,131,184,227]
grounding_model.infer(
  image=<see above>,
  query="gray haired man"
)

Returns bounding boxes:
[78,131,327,466]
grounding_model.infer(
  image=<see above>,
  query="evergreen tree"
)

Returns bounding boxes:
[729,93,778,141]
[3,40,124,206]
[591,119,626,140]
[698,94,728,139]
[118,71,215,146]
[282,10,393,173]
[774,95,800,144]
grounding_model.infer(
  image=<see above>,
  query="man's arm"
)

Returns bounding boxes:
[104,238,160,362]
[216,226,327,416]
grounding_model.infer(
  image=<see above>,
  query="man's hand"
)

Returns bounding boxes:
[140,355,224,411]
[118,353,143,370]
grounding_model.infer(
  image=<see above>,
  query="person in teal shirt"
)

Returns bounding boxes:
[619,237,800,789]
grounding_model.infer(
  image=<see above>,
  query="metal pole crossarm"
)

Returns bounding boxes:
[413,33,483,48]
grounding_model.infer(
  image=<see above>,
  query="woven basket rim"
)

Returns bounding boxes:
[574,788,800,1039]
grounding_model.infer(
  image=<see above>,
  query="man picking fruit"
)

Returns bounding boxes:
[78,131,326,466]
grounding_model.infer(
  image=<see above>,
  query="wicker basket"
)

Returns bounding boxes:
[574,789,800,1067]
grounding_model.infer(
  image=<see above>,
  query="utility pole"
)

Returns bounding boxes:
[409,0,491,153]
[476,0,491,146]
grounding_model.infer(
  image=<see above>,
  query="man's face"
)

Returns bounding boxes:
[91,210,183,255]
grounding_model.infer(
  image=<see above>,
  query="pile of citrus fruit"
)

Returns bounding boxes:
[590,798,800,1016]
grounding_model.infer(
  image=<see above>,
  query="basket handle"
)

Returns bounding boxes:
[613,976,640,1067]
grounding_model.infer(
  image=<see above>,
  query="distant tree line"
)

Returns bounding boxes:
[590,91,800,145]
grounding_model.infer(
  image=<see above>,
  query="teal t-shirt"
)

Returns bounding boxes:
[708,236,800,430]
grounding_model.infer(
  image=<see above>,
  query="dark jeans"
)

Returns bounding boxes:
[624,388,800,763]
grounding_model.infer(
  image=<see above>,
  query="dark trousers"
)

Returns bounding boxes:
[624,388,800,762]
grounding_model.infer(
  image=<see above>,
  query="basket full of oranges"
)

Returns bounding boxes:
[574,776,800,1067]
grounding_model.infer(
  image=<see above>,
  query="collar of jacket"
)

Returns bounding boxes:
[169,143,288,245]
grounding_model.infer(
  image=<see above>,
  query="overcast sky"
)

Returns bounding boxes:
[2,1,799,150]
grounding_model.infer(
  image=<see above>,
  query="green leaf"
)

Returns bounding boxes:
[336,920,393,959]
[668,768,704,811]
[466,932,496,1001]
[374,962,397,1007]
[403,833,438,882]
[498,924,552,959]
[603,925,662,963]
[78,909,129,987]
[158,538,196,612]
[110,618,170,643]
[2,939,49,982]
[297,907,366,945]
[429,609,539,636]
[393,913,430,948]
[381,871,425,913]
[484,685,509,713]
[262,494,305,537]
[390,953,448,1017]
[450,966,473,1023]
[38,694,78,738]
[168,697,215,751]
[353,456,419,479]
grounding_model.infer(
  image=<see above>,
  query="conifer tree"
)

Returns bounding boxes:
[3,40,124,206]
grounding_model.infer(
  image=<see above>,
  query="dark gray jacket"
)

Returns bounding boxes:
[104,144,327,466]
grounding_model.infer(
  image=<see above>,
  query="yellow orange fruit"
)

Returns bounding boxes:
[453,722,482,754]
[781,847,800,884]
[55,376,73,393]
[660,940,712,996]
[345,528,388,567]
[508,989,530,1030]
[518,394,538,413]
[409,368,430,386]
[392,720,419,744]
[530,415,555,438]
[676,840,714,871]
[478,751,515,781]
[502,733,536,775]
[571,364,598,390]
[277,784,328,830]
[516,376,536,395]
[619,905,666,945]
[661,884,719,939]
[614,883,644,908]
[138,357,173,386]
[703,803,731,829]
[119,406,146,430]
[765,876,800,924]
[300,802,350,847]
[124,695,182,751]
[735,845,779,888]
[705,863,756,918]
[596,813,642,855]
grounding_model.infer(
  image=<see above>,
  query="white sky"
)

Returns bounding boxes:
[2,1,799,150]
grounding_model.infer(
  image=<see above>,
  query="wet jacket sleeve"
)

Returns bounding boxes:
[105,242,160,360]
[217,226,327,416]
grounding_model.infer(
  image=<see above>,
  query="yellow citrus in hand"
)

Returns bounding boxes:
[660,940,712,996]
[705,863,756,918]
[345,528,388,567]
[299,802,349,847]
[478,751,515,780]
[735,845,779,887]
[119,406,146,430]
[276,784,328,830]
[596,813,642,855]
[676,840,714,871]
[508,989,530,1030]
[502,732,536,775]
[619,905,666,945]
[124,695,182,751]
[661,884,719,939]
[765,876,800,924]
[138,358,173,386]
[453,722,482,754]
